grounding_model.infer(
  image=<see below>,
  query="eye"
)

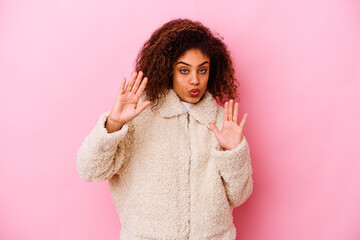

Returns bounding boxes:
[199,69,207,74]
[180,69,188,74]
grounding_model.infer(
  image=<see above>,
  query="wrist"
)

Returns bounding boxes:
[108,115,124,126]
[105,116,124,133]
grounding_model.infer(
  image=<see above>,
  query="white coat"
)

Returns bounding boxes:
[76,89,253,239]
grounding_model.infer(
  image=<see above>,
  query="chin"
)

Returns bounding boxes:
[188,99,199,104]
[187,95,203,104]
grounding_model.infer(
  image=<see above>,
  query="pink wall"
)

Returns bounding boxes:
[1,0,359,239]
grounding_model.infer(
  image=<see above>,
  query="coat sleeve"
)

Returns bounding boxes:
[210,136,253,208]
[76,110,131,182]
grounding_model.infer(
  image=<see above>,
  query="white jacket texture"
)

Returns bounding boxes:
[76,89,253,240]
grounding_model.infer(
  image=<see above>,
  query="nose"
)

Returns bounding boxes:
[190,72,200,85]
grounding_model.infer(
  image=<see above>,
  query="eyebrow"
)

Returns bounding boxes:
[175,61,209,67]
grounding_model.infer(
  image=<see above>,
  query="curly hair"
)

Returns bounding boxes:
[134,18,238,105]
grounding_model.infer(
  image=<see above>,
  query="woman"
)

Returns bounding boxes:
[77,18,253,240]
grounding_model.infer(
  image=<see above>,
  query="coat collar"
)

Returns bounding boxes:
[157,89,218,128]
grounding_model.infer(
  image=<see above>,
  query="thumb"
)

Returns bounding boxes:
[208,122,220,136]
[135,101,151,116]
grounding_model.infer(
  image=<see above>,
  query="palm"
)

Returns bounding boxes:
[209,100,248,151]
[215,120,243,150]
[114,91,141,122]
[109,71,150,125]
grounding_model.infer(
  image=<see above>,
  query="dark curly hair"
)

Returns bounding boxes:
[134,18,238,105]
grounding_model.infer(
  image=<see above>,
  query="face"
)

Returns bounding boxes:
[172,48,210,103]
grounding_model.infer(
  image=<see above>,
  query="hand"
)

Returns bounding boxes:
[209,99,248,150]
[107,71,151,129]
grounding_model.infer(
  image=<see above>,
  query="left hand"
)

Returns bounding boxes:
[209,99,248,151]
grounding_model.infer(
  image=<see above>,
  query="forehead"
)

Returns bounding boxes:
[176,49,210,63]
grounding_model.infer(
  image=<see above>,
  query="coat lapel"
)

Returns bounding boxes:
[157,89,218,129]
[189,91,218,129]
[157,89,188,118]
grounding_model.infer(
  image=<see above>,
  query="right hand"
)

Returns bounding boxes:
[106,71,151,132]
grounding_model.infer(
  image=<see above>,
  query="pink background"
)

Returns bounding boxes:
[1,0,359,239]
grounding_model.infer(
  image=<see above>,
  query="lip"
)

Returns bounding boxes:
[189,89,200,97]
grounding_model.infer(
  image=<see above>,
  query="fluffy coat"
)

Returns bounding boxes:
[76,89,253,239]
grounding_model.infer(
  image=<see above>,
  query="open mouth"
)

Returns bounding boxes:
[189,89,200,97]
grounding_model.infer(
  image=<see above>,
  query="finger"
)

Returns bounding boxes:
[239,113,248,132]
[131,71,143,94]
[233,102,238,124]
[118,77,126,96]
[135,101,151,116]
[223,101,228,122]
[228,99,233,122]
[125,71,138,93]
[208,122,220,136]
[134,77,148,101]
